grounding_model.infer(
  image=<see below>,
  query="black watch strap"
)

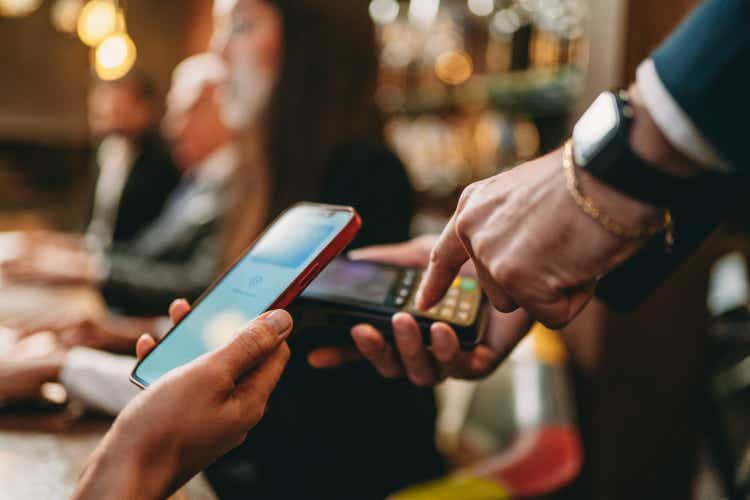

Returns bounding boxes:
[583,141,696,207]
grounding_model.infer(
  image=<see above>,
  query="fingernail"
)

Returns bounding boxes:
[265,310,292,335]
[347,250,362,260]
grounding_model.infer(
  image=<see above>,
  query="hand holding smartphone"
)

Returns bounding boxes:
[131,203,361,387]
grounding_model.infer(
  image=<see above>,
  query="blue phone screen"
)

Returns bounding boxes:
[133,206,352,386]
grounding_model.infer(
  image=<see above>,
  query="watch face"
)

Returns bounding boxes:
[572,92,620,167]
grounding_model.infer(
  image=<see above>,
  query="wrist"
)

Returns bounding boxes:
[576,161,665,229]
[75,426,177,500]
[628,83,702,178]
[561,143,669,242]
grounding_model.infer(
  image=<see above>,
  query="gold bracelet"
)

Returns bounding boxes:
[562,140,674,249]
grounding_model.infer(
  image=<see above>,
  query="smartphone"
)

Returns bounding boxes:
[291,257,488,349]
[131,203,361,388]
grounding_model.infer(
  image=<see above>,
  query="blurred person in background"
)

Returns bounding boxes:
[0,54,236,318]
[2,1,441,492]
[192,1,441,499]
[0,53,238,411]
[4,2,438,497]
[85,71,182,248]
[15,72,181,255]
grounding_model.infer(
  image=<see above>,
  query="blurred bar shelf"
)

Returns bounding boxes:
[393,67,583,117]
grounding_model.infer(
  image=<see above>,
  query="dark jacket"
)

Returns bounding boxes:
[101,148,236,316]
[206,141,444,500]
[90,131,182,244]
[596,0,750,310]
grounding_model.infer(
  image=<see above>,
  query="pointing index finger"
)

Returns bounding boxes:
[415,216,469,310]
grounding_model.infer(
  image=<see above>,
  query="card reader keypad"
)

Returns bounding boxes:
[397,273,481,327]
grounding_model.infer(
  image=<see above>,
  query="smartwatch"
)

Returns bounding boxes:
[572,90,691,207]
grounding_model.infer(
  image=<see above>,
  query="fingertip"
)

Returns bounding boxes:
[135,333,156,360]
[414,277,443,311]
[307,350,326,368]
[351,324,384,353]
[392,311,416,328]
[262,309,293,338]
[346,249,364,260]
[168,298,190,323]
[430,323,459,362]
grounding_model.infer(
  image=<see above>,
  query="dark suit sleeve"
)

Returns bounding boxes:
[320,141,415,249]
[595,0,750,311]
[651,0,750,172]
[596,173,745,311]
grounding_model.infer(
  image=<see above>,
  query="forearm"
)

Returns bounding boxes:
[74,429,175,500]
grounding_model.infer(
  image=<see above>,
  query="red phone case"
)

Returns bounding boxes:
[269,206,362,309]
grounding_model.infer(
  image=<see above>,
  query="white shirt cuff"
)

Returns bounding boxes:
[636,59,726,171]
[60,347,140,416]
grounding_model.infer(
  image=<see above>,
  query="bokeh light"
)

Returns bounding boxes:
[491,7,523,36]
[408,0,439,28]
[94,32,137,81]
[51,0,84,33]
[0,0,42,17]
[467,0,494,17]
[369,0,400,25]
[435,50,473,85]
[77,0,124,47]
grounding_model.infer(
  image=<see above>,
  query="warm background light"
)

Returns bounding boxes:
[77,0,124,47]
[94,32,137,80]
[408,0,439,28]
[0,0,42,17]
[435,50,473,85]
[51,0,84,33]
[467,0,494,17]
[369,0,400,25]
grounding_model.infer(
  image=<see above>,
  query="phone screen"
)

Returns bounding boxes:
[133,206,354,386]
[302,258,399,305]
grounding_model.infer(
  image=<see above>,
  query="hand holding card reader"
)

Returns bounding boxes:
[294,258,488,348]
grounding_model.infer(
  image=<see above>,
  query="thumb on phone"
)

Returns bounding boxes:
[211,310,293,380]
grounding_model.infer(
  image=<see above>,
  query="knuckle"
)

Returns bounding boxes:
[458,181,479,208]
[543,272,566,295]
[235,328,265,359]
[237,321,276,356]
[496,263,521,286]
[428,245,443,265]
[454,210,472,241]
